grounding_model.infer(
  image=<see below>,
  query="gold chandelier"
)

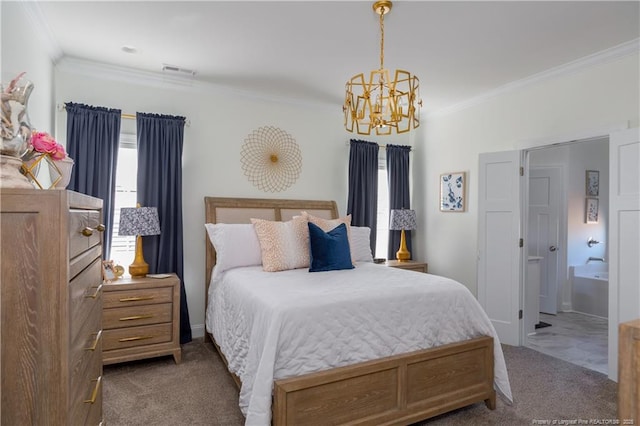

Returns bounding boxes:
[343,1,421,136]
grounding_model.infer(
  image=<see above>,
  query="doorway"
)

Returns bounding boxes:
[524,138,609,374]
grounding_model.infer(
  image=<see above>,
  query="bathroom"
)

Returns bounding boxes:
[526,136,609,374]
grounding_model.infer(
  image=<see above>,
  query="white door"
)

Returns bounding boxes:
[478,150,523,346]
[529,167,561,314]
[608,128,640,381]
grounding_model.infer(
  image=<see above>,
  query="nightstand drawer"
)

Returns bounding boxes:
[103,323,173,351]
[103,286,173,309]
[103,303,173,329]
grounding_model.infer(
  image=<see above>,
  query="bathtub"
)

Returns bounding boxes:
[570,263,608,318]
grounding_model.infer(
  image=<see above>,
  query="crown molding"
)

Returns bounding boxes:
[19,0,63,62]
[428,38,640,119]
[55,57,338,112]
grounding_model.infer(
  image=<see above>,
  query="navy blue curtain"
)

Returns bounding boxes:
[346,139,379,255]
[65,102,121,259]
[136,112,192,344]
[386,144,412,260]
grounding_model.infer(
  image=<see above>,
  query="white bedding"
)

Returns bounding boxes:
[206,263,513,426]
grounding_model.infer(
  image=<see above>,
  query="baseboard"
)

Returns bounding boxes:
[561,303,572,312]
[191,323,205,339]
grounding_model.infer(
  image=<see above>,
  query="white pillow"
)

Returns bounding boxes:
[351,226,374,263]
[204,223,262,273]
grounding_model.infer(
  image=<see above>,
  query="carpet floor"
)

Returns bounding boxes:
[103,339,617,425]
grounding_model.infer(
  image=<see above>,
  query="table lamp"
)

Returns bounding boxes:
[389,209,416,262]
[118,205,161,277]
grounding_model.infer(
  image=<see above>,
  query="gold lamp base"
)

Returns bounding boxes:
[395,228,411,262]
[128,235,149,277]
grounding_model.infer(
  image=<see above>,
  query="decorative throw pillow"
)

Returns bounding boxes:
[308,222,354,272]
[251,216,310,272]
[204,223,262,273]
[350,226,374,263]
[302,212,354,264]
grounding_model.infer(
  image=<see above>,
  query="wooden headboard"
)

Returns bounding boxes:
[203,197,339,322]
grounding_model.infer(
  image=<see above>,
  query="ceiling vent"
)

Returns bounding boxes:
[161,64,196,77]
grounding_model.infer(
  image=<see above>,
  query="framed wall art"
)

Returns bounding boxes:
[586,170,599,197]
[585,198,599,224]
[440,172,466,212]
[102,260,116,282]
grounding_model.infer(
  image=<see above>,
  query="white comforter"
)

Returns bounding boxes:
[206,263,513,426]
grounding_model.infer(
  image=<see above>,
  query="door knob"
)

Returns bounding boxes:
[549,245,558,252]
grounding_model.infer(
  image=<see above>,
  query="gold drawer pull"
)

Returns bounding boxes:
[119,296,155,302]
[84,376,102,404]
[119,314,154,321]
[119,335,154,342]
[86,284,103,299]
[81,224,104,236]
[85,330,103,351]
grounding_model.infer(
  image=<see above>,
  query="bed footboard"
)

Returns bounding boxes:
[273,336,495,426]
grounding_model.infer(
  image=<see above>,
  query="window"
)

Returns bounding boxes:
[375,155,389,259]
[110,134,137,267]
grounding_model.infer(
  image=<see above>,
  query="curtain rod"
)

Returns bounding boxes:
[344,141,413,151]
[57,104,191,126]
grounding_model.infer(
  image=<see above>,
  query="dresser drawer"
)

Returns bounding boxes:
[103,286,173,309]
[70,309,102,397]
[69,259,102,340]
[70,351,101,425]
[69,210,102,260]
[103,323,173,351]
[70,244,102,282]
[103,303,173,330]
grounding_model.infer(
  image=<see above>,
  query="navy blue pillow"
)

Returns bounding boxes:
[308,222,354,272]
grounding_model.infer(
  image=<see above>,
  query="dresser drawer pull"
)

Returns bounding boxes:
[119,296,155,302]
[119,314,154,321]
[85,284,103,299]
[81,224,105,236]
[85,330,103,351]
[118,335,154,342]
[84,376,102,404]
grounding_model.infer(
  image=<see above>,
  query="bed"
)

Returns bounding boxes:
[204,197,512,425]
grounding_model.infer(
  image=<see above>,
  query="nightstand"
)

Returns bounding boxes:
[384,260,428,273]
[102,274,181,365]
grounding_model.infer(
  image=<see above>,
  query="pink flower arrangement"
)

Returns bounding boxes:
[29,131,67,160]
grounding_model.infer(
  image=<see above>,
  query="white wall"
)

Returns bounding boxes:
[1,2,55,134]
[566,139,609,269]
[414,53,639,295]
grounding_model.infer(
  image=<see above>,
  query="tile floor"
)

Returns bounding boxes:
[526,311,608,375]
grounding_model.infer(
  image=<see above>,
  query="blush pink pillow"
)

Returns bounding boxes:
[251,216,310,272]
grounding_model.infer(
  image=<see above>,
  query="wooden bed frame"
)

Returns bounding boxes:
[204,196,496,425]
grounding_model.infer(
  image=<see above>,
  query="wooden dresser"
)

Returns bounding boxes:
[619,318,640,423]
[1,189,104,425]
[102,274,181,365]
